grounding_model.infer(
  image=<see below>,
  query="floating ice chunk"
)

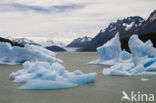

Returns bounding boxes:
[129,35,156,58]
[103,63,133,76]
[102,63,147,76]
[103,68,131,76]
[89,33,131,65]
[10,61,97,90]
[97,33,121,60]
[97,34,156,76]
[18,80,78,90]
[0,42,62,65]
[89,33,121,65]
[140,78,149,81]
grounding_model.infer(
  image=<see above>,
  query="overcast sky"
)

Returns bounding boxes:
[0,0,155,43]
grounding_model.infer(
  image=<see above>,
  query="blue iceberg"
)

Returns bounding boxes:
[0,42,62,64]
[129,35,156,58]
[91,33,156,76]
[89,33,131,65]
[10,61,97,90]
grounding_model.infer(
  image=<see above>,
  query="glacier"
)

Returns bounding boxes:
[0,42,62,64]
[10,61,97,89]
[89,33,131,65]
[90,33,156,76]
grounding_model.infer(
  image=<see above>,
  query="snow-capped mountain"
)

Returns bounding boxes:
[99,16,144,38]
[134,10,156,34]
[40,40,65,47]
[12,38,41,46]
[82,16,144,51]
[67,36,92,48]
[82,9,156,51]
[148,10,156,22]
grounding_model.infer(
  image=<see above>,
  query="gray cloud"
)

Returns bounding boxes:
[0,0,155,43]
[0,3,87,14]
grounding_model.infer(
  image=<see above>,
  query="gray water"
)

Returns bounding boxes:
[0,52,156,103]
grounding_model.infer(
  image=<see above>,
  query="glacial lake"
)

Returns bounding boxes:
[0,52,156,103]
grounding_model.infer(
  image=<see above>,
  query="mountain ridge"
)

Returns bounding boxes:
[81,9,156,51]
[67,36,92,48]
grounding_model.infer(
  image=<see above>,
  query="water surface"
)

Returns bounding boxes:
[0,52,156,103]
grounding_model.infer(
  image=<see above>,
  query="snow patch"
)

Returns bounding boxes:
[123,22,135,31]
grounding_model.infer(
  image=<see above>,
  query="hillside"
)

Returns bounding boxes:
[0,37,24,47]
[82,9,156,51]
[67,36,92,48]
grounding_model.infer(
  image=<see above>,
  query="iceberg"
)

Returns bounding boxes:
[102,34,156,76]
[89,33,131,65]
[18,80,78,90]
[91,33,156,76]
[10,61,97,90]
[129,35,156,71]
[129,35,156,58]
[0,42,62,64]
[102,63,146,76]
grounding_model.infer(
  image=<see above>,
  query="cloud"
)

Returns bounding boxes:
[0,3,87,14]
[0,0,156,43]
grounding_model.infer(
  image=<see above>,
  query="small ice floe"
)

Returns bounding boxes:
[140,78,149,81]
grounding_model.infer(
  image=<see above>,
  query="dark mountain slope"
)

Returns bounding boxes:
[82,9,156,51]
[45,46,66,52]
[82,16,144,51]
[0,37,24,47]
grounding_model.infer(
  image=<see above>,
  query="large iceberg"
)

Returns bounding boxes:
[90,33,156,76]
[89,33,131,65]
[0,42,62,64]
[10,61,97,89]
[129,35,156,58]
[102,34,156,76]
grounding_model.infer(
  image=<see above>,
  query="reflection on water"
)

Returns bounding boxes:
[0,52,156,103]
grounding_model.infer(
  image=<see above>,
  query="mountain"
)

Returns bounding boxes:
[45,46,66,52]
[134,10,156,34]
[40,40,65,47]
[67,36,92,48]
[82,9,156,51]
[0,37,23,47]
[12,38,41,46]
